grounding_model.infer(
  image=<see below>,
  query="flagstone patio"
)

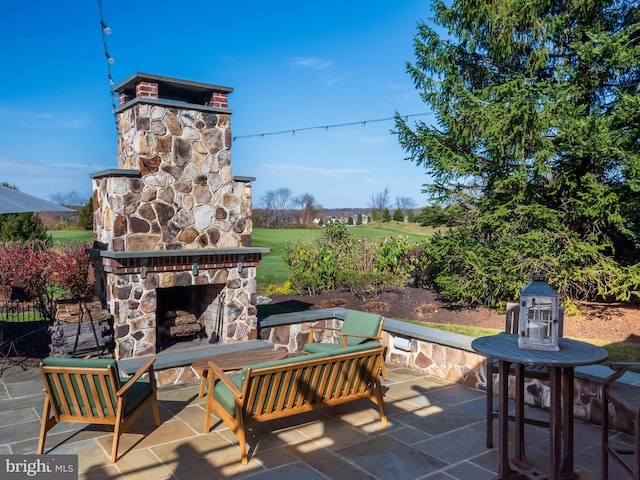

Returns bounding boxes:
[0,361,629,479]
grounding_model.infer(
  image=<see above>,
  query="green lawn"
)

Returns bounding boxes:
[49,230,93,243]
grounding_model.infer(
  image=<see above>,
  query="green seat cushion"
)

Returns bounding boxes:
[121,378,153,416]
[213,373,245,415]
[43,356,118,370]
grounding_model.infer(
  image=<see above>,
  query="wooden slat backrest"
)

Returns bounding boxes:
[242,347,383,421]
[42,365,119,421]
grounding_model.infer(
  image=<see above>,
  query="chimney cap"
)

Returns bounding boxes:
[112,72,233,105]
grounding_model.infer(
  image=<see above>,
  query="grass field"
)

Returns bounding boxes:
[49,222,435,291]
[50,230,93,243]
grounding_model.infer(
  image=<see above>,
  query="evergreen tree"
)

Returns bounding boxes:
[381,208,392,222]
[392,208,405,222]
[0,184,51,242]
[395,0,640,305]
[0,212,50,242]
[77,199,93,230]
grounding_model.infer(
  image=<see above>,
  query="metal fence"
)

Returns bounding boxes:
[0,299,47,323]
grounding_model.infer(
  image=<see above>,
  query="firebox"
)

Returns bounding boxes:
[87,73,268,360]
[156,284,223,351]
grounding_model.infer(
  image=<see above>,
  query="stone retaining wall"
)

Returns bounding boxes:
[258,308,635,434]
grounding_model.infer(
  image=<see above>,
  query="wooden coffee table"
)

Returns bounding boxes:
[192,348,288,397]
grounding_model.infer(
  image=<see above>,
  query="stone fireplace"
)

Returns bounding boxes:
[88,73,267,360]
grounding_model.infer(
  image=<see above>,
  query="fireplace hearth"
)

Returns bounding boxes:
[88,73,267,360]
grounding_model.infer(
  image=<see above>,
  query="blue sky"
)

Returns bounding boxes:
[0,1,434,209]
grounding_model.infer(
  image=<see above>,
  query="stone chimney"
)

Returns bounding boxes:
[88,73,267,359]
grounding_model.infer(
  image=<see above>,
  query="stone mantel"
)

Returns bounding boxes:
[87,247,269,260]
[87,247,268,278]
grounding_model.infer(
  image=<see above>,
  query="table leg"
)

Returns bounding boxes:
[560,367,579,480]
[514,362,526,462]
[549,366,563,480]
[497,360,527,479]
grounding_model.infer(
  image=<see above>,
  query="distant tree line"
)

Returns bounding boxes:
[256,187,324,228]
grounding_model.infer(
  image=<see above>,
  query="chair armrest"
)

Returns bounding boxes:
[610,362,640,370]
[603,362,640,387]
[116,357,156,397]
[208,361,243,398]
[339,333,381,347]
[308,326,341,343]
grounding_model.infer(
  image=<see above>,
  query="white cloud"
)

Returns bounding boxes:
[289,57,334,70]
[262,163,366,180]
[0,107,88,129]
[320,73,350,87]
[358,135,389,145]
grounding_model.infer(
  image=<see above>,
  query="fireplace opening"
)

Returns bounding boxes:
[156,284,224,352]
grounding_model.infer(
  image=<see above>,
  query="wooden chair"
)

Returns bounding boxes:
[601,362,640,480]
[485,302,564,448]
[38,356,160,463]
[303,310,387,379]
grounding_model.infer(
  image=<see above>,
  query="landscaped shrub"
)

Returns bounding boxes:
[265,281,295,297]
[51,242,94,300]
[0,241,94,321]
[373,236,414,288]
[0,240,58,320]
[283,221,420,297]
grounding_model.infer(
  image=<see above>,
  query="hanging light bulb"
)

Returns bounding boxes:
[101,21,112,35]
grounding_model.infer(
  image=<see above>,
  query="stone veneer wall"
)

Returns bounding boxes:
[93,105,251,252]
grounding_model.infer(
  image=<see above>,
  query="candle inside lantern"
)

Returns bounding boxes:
[528,323,545,341]
[518,274,560,351]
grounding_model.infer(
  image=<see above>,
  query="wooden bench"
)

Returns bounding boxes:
[203,343,388,464]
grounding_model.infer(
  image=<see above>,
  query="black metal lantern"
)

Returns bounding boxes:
[518,274,560,351]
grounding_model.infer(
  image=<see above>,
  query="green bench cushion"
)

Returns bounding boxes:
[212,372,245,415]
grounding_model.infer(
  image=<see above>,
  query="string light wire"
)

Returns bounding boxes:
[97,0,118,121]
[232,112,431,141]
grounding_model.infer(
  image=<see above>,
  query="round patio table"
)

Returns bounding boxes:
[472,333,608,480]
[192,348,288,397]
